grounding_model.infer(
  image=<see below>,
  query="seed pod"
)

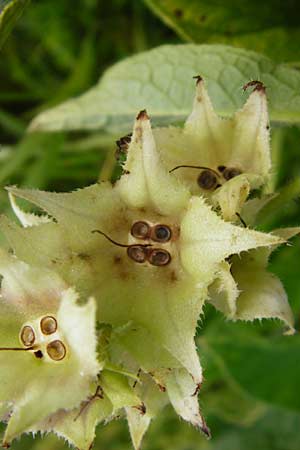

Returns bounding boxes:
[148,248,171,266]
[151,224,172,243]
[20,325,35,347]
[47,340,66,361]
[131,221,150,239]
[40,316,57,335]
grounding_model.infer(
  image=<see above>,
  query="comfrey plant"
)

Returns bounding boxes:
[0,79,298,450]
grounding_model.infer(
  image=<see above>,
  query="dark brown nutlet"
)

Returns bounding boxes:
[148,248,171,266]
[127,245,148,263]
[131,221,151,239]
[151,224,172,243]
[40,316,57,335]
[197,170,218,190]
[20,325,35,347]
[47,340,66,361]
[223,167,242,181]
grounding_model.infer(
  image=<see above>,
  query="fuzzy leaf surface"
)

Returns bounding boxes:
[30,44,300,132]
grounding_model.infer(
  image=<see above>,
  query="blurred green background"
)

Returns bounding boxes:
[1,1,300,449]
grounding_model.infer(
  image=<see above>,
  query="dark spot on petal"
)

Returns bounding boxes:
[170,270,178,282]
[133,402,147,415]
[114,255,122,264]
[78,253,91,261]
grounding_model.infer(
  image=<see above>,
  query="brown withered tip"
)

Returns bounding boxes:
[191,382,202,397]
[193,75,203,85]
[200,422,212,439]
[243,80,266,93]
[136,109,149,120]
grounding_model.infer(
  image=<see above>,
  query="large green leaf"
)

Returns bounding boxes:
[0,0,29,49]
[202,322,300,411]
[29,44,300,133]
[144,0,300,63]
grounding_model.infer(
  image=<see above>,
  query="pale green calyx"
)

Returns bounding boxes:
[0,251,100,447]
[153,78,271,220]
[0,77,296,450]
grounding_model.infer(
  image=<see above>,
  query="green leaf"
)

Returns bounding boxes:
[29,45,300,133]
[0,0,29,49]
[212,407,300,450]
[144,0,300,63]
[270,238,300,313]
[203,325,300,411]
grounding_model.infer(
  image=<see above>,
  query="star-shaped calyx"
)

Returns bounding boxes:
[151,78,271,222]
[0,109,283,444]
[0,250,100,447]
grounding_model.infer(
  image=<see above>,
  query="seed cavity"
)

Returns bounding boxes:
[151,224,172,243]
[47,340,66,361]
[131,221,150,239]
[223,167,242,181]
[197,170,218,190]
[20,325,35,347]
[148,249,171,266]
[40,316,57,335]
[127,245,148,263]
[92,229,172,266]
